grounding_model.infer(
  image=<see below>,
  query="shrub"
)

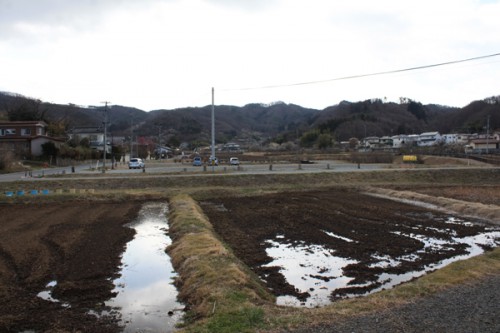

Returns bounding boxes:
[0,151,15,171]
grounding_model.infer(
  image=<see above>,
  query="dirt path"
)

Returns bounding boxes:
[366,186,500,225]
[0,201,142,332]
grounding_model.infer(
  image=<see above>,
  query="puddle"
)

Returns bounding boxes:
[36,281,70,308]
[263,217,500,307]
[264,240,357,307]
[99,202,184,332]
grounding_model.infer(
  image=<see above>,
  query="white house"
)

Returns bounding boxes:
[391,135,407,148]
[442,134,459,145]
[418,132,442,147]
[68,127,111,153]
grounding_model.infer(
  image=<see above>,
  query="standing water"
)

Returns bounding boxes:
[105,202,183,332]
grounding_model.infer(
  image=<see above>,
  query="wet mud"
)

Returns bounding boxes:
[202,188,500,306]
[0,201,142,332]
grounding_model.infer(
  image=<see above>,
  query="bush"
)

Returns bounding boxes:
[0,151,16,171]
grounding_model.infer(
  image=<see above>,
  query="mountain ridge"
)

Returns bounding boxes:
[1,91,498,146]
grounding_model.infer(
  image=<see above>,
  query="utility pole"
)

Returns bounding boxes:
[102,101,110,173]
[486,115,490,154]
[130,118,133,160]
[157,125,162,159]
[211,87,216,168]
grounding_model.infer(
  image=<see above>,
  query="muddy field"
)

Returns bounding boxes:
[0,201,142,332]
[202,188,500,306]
[1,185,499,331]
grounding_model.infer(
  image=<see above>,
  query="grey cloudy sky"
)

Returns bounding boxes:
[0,0,499,110]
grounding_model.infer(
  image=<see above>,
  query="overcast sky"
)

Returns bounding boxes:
[1,0,499,111]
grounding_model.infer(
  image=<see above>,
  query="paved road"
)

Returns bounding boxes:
[0,163,92,182]
[0,160,388,182]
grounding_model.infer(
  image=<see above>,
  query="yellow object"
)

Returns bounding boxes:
[403,155,418,162]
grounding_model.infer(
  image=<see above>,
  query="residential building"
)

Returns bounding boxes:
[467,139,500,153]
[67,127,110,153]
[418,132,442,147]
[0,120,64,157]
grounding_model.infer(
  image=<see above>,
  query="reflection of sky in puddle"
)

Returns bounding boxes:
[264,240,357,307]
[104,202,183,332]
[263,217,500,308]
[364,230,500,297]
[37,281,70,308]
[322,230,356,243]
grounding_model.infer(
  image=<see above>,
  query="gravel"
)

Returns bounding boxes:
[282,274,500,333]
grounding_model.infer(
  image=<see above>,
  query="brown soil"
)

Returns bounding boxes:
[0,201,142,333]
[201,188,499,302]
[1,176,499,331]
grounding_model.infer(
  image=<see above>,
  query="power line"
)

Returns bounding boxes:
[223,52,500,91]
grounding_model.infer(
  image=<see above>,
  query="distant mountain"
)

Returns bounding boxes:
[1,91,499,145]
[144,102,317,144]
[308,99,460,140]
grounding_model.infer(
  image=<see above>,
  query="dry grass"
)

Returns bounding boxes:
[167,194,274,331]
[365,187,500,225]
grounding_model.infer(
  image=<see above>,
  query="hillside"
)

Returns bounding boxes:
[1,91,499,145]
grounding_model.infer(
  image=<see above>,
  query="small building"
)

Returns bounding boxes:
[456,133,476,144]
[379,136,393,147]
[222,142,242,152]
[467,139,500,153]
[391,135,407,148]
[418,132,442,147]
[0,120,64,157]
[68,127,110,153]
[442,134,459,145]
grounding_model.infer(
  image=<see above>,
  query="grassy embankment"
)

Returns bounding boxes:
[167,194,500,333]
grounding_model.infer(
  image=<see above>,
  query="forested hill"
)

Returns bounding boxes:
[0,91,498,144]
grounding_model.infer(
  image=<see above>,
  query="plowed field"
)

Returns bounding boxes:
[0,201,141,332]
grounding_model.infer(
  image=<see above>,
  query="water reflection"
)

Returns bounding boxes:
[37,281,70,308]
[264,239,357,307]
[106,202,183,333]
[264,217,500,308]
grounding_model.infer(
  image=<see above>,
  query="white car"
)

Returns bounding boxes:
[128,158,145,169]
[229,157,240,165]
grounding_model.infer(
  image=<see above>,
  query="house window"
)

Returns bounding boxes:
[5,129,16,135]
[21,128,32,136]
[0,129,4,136]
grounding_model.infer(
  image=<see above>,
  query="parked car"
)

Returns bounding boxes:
[128,158,145,169]
[192,156,202,166]
[229,157,240,165]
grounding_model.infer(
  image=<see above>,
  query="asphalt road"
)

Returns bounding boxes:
[0,160,388,182]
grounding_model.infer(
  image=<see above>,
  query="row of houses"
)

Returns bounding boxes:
[2,120,499,158]
[0,121,167,159]
[359,131,500,153]
[0,121,119,158]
